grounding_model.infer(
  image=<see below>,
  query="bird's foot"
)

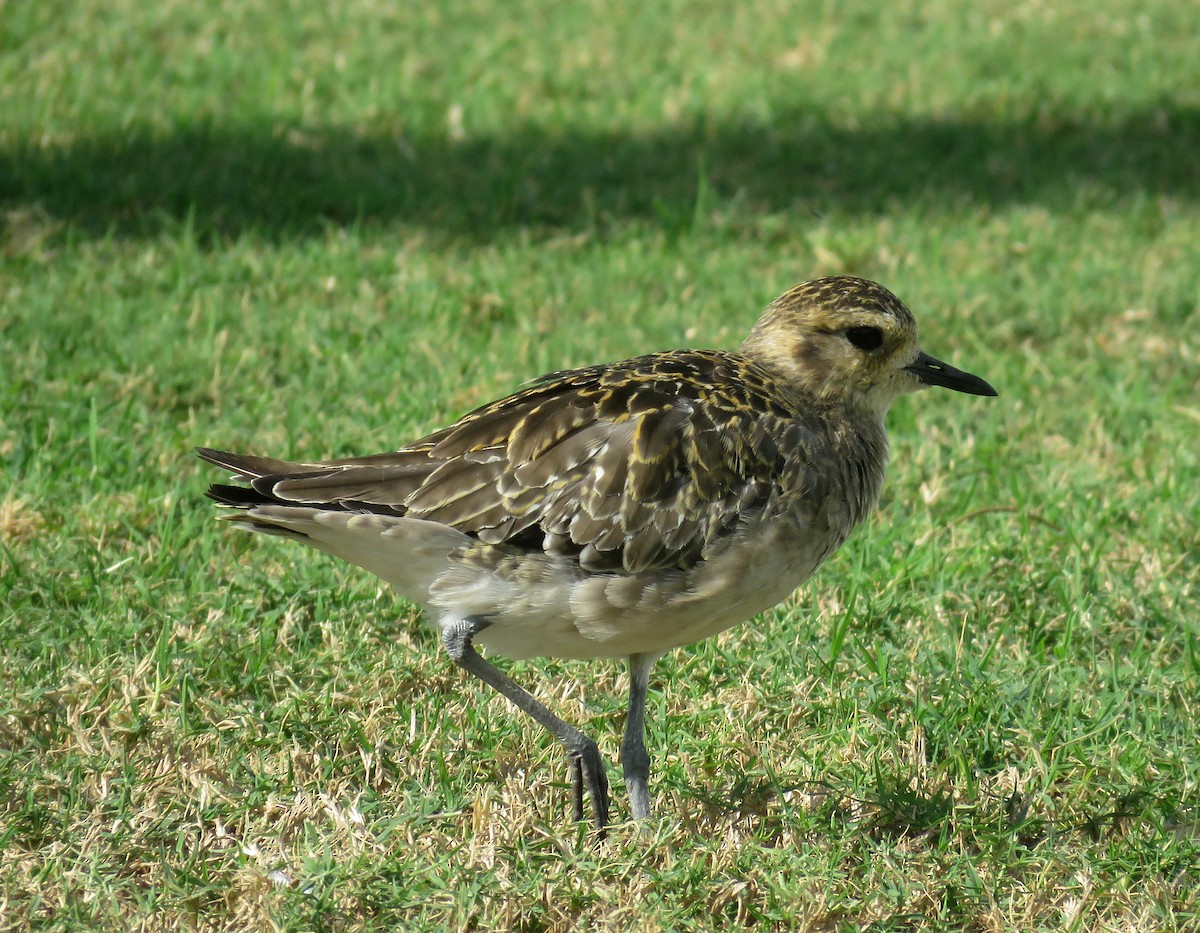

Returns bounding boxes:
[568,739,610,836]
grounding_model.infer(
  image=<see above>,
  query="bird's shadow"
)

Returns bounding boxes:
[667,769,1198,860]
[3,101,1197,244]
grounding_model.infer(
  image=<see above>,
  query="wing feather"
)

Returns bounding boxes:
[203,350,809,575]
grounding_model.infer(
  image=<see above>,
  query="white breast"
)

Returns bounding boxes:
[430,512,840,660]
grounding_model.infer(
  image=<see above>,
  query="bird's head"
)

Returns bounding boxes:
[740,276,997,416]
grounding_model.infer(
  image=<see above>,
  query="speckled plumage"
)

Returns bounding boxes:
[200,275,996,832]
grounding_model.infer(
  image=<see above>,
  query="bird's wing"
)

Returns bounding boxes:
[201,350,815,574]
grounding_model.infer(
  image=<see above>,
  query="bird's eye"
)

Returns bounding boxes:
[846,326,884,351]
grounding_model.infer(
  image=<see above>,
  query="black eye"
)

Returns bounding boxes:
[846,326,884,351]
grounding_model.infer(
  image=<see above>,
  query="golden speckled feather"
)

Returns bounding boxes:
[208,350,834,576]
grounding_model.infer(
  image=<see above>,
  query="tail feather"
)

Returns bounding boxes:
[196,447,308,481]
[198,447,335,508]
[205,482,280,508]
[198,446,428,514]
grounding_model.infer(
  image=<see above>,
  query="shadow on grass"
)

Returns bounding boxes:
[2,102,1197,243]
[677,768,1199,862]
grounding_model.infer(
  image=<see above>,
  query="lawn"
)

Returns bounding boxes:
[2,0,1199,929]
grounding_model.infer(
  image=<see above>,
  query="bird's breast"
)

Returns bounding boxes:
[449,508,845,660]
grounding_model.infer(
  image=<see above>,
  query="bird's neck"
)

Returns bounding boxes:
[826,404,891,530]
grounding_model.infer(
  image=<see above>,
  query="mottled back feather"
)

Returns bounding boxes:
[202,350,829,575]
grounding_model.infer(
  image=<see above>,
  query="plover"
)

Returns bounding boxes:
[200,275,996,834]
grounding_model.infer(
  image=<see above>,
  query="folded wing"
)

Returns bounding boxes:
[201,350,809,575]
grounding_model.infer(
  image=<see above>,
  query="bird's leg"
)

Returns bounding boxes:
[621,652,659,820]
[441,617,610,834]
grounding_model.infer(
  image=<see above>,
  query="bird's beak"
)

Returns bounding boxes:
[905,351,998,397]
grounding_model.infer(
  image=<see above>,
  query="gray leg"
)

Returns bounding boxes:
[621,652,659,820]
[441,617,610,833]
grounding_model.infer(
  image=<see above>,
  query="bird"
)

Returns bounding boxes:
[199,275,996,835]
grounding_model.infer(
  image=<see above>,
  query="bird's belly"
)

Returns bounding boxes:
[438,518,837,660]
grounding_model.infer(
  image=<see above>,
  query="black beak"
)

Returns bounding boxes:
[905,351,998,397]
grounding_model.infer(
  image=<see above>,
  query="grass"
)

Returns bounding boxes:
[2,0,1199,929]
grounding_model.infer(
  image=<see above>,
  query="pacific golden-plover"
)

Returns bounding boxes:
[200,275,996,834]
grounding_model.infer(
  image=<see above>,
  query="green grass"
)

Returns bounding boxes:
[3,0,1199,929]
